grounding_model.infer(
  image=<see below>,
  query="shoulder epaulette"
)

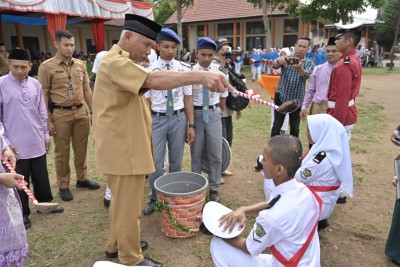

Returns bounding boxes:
[40,58,54,65]
[179,61,191,68]
[313,151,326,164]
[218,66,229,74]
[344,56,350,65]
[265,194,281,209]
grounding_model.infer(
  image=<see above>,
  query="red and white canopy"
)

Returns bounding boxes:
[0,0,154,20]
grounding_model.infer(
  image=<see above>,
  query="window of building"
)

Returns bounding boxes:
[284,19,299,33]
[218,23,233,36]
[283,35,298,47]
[218,22,241,48]
[246,21,264,35]
[11,36,40,59]
[246,36,264,50]
[86,39,97,54]
[197,25,204,37]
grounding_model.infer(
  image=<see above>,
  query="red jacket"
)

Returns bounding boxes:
[327,50,362,126]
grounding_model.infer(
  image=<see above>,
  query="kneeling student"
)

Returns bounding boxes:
[210,135,321,267]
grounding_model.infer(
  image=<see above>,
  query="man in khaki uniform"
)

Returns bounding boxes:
[38,30,100,202]
[93,14,234,267]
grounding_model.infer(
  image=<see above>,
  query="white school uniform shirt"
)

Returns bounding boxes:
[246,179,321,267]
[295,151,340,220]
[145,58,192,112]
[191,62,228,106]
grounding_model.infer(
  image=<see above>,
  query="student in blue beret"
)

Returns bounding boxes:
[190,37,229,202]
[143,28,193,216]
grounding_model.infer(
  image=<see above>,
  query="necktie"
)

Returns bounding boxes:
[165,63,174,116]
[202,86,209,123]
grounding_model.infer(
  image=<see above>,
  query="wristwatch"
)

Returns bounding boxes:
[188,123,196,129]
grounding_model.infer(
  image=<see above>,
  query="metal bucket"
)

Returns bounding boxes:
[154,171,208,238]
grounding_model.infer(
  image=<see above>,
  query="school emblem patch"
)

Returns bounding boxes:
[301,168,312,179]
[255,223,266,238]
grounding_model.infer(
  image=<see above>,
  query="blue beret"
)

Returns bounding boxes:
[196,37,217,51]
[157,28,181,44]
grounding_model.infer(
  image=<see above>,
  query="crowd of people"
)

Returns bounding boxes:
[0,13,399,267]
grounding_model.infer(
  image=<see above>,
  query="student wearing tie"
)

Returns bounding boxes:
[143,28,193,215]
[190,37,228,202]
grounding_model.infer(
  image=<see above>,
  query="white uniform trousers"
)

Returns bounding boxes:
[211,237,273,267]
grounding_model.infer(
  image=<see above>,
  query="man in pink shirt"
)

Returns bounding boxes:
[0,49,63,229]
[300,37,342,119]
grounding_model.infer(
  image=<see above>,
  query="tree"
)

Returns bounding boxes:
[154,0,175,24]
[247,0,295,50]
[176,0,195,52]
[290,0,387,25]
[374,0,400,69]
[153,0,194,53]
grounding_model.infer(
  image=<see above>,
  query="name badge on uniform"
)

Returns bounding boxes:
[68,76,74,99]
[174,91,179,99]
[68,88,74,99]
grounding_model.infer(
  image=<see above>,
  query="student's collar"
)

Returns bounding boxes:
[158,58,174,68]
[271,178,297,197]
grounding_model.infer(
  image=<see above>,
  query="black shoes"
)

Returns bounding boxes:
[104,198,110,208]
[210,190,220,202]
[135,257,162,267]
[37,206,64,214]
[318,219,330,231]
[59,188,73,201]
[23,216,31,229]
[337,196,347,204]
[60,181,100,201]
[76,180,100,190]
[105,241,149,258]
[143,200,156,216]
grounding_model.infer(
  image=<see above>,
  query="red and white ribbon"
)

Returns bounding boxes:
[230,88,278,110]
[2,160,39,204]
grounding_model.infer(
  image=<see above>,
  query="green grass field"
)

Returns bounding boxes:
[25,66,388,266]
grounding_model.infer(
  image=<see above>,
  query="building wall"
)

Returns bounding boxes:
[184,16,324,52]
[1,22,121,57]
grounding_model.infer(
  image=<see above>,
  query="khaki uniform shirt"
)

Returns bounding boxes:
[38,53,89,106]
[93,44,154,175]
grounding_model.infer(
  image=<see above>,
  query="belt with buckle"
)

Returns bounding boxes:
[53,104,83,110]
[194,103,220,110]
[151,108,185,116]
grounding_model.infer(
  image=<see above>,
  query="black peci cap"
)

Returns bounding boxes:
[8,48,31,61]
[124,14,162,41]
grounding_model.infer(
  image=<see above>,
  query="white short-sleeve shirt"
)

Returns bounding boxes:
[246,179,321,267]
[145,58,192,112]
[191,62,228,106]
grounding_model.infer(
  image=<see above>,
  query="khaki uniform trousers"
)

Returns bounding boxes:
[51,107,89,188]
[309,102,328,115]
[107,174,145,265]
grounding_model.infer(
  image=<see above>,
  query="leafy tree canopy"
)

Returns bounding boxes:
[289,0,386,24]
[374,0,400,50]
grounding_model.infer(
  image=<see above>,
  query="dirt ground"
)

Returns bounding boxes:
[26,70,400,267]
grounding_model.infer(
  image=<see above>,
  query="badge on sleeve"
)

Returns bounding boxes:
[313,151,326,164]
[255,223,266,238]
[300,168,312,179]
